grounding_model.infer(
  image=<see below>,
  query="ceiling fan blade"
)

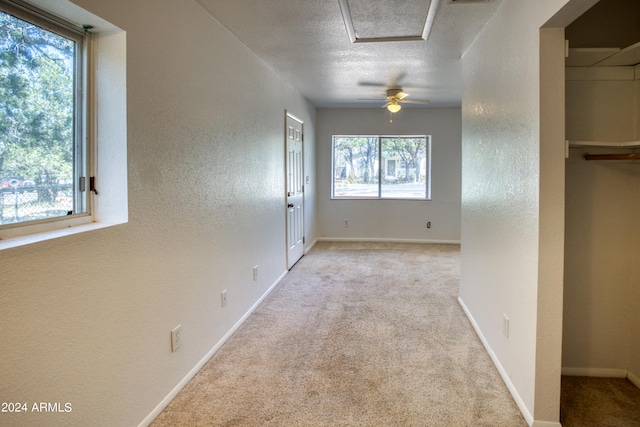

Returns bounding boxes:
[359,72,408,88]
[358,81,387,87]
[396,92,409,100]
[401,99,430,105]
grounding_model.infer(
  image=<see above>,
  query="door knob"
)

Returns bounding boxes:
[288,203,294,208]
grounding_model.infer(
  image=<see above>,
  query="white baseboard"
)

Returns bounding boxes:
[562,367,640,390]
[456,298,563,427]
[304,238,318,254]
[561,367,627,378]
[317,237,461,244]
[137,269,288,427]
[457,297,537,427]
[531,421,562,427]
[628,370,640,389]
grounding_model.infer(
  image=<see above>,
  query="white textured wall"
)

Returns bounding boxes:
[459,0,596,424]
[564,75,640,377]
[0,1,316,426]
[316,108,461,243]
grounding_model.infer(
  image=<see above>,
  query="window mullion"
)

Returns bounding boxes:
[377,137,382,199]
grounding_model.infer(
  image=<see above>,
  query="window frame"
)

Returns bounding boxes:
[331,134,432,201]
[0,0,94,236]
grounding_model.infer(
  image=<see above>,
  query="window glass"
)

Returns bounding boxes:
[332,135,430,200]
[333,136,379,198]
[381,137,428,199]
[0,6,85,226]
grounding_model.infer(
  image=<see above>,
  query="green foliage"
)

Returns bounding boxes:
[334,136,427,185]
[0,10,75,183]
[382,137,426,183]
[333,136,378,183]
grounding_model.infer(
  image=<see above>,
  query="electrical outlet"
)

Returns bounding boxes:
[171,325,181,352]
[503,314,509,339]
[253,266,258,281]
[344,219,349,227]
[221,289,228,307]
[426,221,431,229]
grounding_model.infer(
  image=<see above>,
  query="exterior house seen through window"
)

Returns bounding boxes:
[332,135,431,200]
[0,2,88,228]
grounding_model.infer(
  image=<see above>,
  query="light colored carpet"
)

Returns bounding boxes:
[151,241,527,426]
[561,376,640,426]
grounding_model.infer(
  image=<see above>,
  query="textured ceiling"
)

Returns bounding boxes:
[195,0,503,108]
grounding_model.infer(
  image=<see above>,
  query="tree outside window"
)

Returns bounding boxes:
[0,7,86,225]
[332,135,430,200]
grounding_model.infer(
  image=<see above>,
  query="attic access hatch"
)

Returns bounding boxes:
[338,0,440,43]
[338,0,490,44]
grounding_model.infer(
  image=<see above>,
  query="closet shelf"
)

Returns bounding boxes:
[566,141,640,161]
[568,140,640,148]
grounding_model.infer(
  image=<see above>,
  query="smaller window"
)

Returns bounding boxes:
[0,2,89,229]
[0,0,127,249]
[332,135,431,200]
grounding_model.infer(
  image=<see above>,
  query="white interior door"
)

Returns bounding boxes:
[286,114,304,269]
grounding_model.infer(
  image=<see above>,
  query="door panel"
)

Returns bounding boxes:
[286,114,304,269]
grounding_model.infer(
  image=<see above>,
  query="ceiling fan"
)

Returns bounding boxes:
[381,88,430,112]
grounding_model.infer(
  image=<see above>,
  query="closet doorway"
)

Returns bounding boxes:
[562,0,640,424]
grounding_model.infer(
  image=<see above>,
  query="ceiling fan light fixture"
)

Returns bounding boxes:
[387,101,401,113]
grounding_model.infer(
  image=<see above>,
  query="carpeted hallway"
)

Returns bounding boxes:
[151,241,527,426]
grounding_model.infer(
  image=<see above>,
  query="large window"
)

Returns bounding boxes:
[0,2,88,228]
[332,135,431,200]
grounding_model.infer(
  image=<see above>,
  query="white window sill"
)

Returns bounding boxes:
[0,219,125,251]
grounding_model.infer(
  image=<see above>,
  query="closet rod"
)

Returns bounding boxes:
[584,153,640,161]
